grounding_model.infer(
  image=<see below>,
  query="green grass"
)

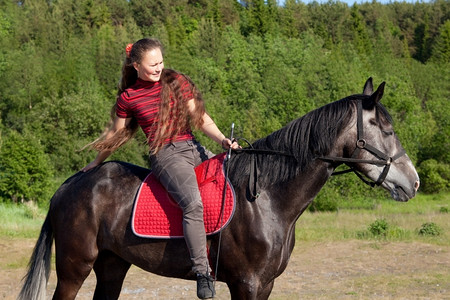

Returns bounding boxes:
[0,202,46,238]
[295,192,449,245]
[1,192,448,246]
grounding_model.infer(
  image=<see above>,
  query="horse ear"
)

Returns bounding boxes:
[369,81,385,105]
[362,77,373,95]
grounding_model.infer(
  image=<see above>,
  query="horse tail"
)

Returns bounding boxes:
[17,213,53,300]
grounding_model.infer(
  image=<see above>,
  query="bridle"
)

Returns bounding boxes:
[317,100,406,187]
[230,99,406,199]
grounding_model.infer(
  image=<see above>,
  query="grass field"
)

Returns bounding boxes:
[1,192,448,245]
[296,192,449,245]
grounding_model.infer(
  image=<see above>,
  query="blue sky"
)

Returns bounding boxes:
[277,0,431,5]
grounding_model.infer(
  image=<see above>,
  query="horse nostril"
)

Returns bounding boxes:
[414,180,420,191]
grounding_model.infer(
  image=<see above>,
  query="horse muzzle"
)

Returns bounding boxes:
[387,173,420,202]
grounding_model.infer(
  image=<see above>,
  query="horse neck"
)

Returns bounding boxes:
[232,100,355,223]
[267,120,353,222]
[271,159,335,223]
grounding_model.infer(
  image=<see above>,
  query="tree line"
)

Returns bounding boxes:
[0,0,448,206]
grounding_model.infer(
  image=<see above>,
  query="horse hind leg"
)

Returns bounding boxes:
[92,251,131,300]
[52,255,95,300]
[52,231,99,300]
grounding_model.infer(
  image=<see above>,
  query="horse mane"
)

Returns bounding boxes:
[229,95,379,188]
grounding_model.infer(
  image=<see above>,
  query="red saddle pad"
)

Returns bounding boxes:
[131,153,236,238]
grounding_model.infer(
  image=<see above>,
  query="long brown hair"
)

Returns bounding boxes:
[88,38,205,154]
[151,68,205,154]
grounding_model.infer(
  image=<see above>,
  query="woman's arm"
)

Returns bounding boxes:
[187,99,239,150]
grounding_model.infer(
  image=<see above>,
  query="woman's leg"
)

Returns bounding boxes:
[150,141,212,275]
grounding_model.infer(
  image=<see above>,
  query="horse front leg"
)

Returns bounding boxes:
[226,275,274,300]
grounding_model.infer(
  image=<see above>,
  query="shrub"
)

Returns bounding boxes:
[309,193,339,212]
[417,159,450,194]
[0,130,54,204]
[368,218,389,236]
[418,222,442,236]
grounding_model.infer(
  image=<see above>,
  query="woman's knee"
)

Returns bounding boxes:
[183,200,204,220]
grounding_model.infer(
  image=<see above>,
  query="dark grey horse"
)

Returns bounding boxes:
[19,78,419,300]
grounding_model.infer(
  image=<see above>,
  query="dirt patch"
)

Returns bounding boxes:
[1,238,449,299]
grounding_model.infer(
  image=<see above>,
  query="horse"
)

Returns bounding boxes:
[18,78,419,300]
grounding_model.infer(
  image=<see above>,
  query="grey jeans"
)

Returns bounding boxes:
[150,140,214,274]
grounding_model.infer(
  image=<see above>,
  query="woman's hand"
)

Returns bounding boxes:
[221,138,240,150]
[81,160,100,172]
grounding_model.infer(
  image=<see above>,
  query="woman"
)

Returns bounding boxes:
[82,38,238,299]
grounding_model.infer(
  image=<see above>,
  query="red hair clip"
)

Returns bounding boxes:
[125,43,133,58]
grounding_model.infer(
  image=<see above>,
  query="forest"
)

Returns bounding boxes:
[0,0,448,207]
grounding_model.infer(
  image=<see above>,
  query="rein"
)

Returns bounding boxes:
[214,123,235,286]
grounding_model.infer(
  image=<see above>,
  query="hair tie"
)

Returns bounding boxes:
[125,43,133,58]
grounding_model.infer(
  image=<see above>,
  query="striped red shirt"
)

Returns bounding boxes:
[116,76,195,146]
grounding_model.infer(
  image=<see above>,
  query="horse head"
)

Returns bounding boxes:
[342,78,420,201]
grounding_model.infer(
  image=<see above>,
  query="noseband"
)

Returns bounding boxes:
[318,100,406,187]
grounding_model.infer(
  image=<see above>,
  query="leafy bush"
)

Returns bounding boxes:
[418,222,442,236]
[368,218,389,236]
[309,189,339,212]
[309,197,338,212]
[417,159,450,194]
[0,130,54,204]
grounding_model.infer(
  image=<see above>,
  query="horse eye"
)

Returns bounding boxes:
[382,130,394,136]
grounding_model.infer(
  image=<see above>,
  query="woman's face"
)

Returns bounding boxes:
[133,48,164,82]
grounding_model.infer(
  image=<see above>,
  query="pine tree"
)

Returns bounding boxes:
[431,20,450,63]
